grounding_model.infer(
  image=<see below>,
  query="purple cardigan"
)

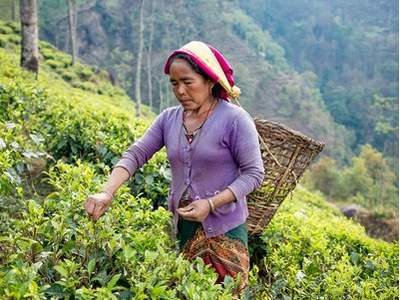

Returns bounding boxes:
[115,99,265,238]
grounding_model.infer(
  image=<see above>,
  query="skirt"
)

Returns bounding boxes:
[177,199,250,295]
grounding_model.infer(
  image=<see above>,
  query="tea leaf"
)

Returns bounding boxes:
[87,259,96,276]
[107,273,121,290]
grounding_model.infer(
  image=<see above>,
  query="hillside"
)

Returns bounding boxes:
[2,0,397,218]
[239,0,399,162]
[0,20,398,299]
[33,0,352,162]
[23,0,398,171]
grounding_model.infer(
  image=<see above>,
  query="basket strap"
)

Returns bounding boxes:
[232,98,299,185]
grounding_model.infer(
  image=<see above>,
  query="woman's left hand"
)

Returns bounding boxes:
[176,199,210,222]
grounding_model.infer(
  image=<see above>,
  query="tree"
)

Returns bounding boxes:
[134,0,144,117]
[20,0,39,75]
[146,0,154,111]
[158,79,164,113]
[12,0,19,21]
[303,157,343,200]
[304,144,398,211]
[372,94,399,157]
[67,0,77,65]
[357,144,398,208]
[341,145,397,209]
[342,156,374,204]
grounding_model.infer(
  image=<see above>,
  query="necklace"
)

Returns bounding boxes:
[182,100,217,136]
[177,99,219,164]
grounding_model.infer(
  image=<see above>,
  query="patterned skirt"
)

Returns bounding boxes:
[177,199,250,295]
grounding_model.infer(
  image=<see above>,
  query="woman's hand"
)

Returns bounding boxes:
[84,192,112,221]
[176,199,210,222]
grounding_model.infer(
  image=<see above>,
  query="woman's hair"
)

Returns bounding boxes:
[171,53,223,98]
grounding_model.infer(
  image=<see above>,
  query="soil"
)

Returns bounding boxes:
[340,204,399,243]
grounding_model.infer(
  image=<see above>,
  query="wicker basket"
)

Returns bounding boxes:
[246,118,325,235]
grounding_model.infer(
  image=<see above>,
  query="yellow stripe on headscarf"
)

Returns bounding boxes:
[181,41,241,99]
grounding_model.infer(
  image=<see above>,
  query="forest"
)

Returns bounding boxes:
[0,0,398,299]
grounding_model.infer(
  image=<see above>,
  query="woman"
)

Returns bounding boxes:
[84,41,265,295]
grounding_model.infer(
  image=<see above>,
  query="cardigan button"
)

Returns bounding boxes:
[194,196,200,200]
[207,227,213,233]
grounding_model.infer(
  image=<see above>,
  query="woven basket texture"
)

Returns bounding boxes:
[246,118,325,235]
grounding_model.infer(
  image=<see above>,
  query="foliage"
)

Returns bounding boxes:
[0,15,398,300]
[301,157,342,200]
[28,0,354,161]
[239,0,399,160]
[250,187,399,299]
[0,0,17,21]
[0,161,236,298]
[0,27,168,208]
[2,0,398,167]
[222,9,288,71]
[303,145,398,216]
[0,38,237,298]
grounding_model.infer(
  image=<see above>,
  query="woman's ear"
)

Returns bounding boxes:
[208,80,215,92]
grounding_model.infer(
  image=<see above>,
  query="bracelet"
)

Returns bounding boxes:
[101,190,114,200]
[207,198,215,212]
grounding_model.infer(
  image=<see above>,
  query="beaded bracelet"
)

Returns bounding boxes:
[101,190,114,200]
[207,198,215,212]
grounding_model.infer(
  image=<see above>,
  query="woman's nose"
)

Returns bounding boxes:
[175,83,186,95]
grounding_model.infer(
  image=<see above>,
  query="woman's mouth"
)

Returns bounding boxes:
[180,100,192,105]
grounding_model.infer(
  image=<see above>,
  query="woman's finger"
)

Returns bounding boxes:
[177,207,194,216]
[180,213,198,221]
[178,208,199,219]
[92,204,101,221]
[93,201,107,221]
[178,205,194,212]
[85,198,96,216]
[177,208,193,216]
[92,210,101,221]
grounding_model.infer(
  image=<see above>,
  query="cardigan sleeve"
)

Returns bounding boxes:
[227,110,265,202]
[114,110,166,178]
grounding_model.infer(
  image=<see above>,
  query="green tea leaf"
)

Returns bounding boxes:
[107,273,121,290]
[54,265,68,278]
[87,258,96,276]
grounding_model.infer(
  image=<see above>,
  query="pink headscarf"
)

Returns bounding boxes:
[164,41,241,101]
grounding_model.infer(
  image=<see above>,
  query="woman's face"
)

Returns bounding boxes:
[169,58,214,110]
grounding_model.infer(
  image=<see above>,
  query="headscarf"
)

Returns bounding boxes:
[164,41,241,101]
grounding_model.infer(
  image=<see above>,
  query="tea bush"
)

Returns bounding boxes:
[0,23,13,34]
[0,40,170,208]
[249,187,399,299]
[0,161,237,298]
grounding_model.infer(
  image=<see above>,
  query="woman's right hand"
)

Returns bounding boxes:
[84,192,113,221]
